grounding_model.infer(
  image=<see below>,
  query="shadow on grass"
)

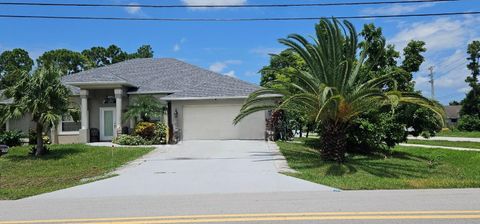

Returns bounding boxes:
[283,142,434,179]
[5,146,84,162]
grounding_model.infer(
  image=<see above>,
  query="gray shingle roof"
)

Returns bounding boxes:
[62,58,260,99]
[444,105,461,119]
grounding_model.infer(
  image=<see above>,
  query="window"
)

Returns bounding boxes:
[60,116,81,133]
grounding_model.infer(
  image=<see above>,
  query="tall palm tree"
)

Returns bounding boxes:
[234,18,444,162]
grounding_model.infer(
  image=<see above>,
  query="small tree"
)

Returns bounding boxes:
[0,66,72,156]
[124,96,165,122]
[461,40,480,117]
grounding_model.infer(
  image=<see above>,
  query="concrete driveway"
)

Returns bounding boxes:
[30,140,334,199]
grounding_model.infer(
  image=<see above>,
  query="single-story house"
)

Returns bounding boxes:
[444,105,461,127]
[1,58,268,143]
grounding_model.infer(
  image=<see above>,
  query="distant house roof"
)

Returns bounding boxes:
[62,58,260,99]
[444,105,461,119]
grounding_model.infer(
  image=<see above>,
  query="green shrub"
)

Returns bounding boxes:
[347,112,407,153]
[152,122,168,144]
[113,134,147,145]
[134,122,155,140]
[458,115,480,131]
[28,129,51,145]
[0,130,24,147]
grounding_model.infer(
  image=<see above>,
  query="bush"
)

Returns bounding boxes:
[0,130,24,147]
[134,122,155,140]
[113,134,147,145]
[458,115,480,131]
[347,112,407,153]
[152,122,168,144]
[28,129,51,145]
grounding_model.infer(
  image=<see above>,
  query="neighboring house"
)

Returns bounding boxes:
[444,105,461,127]
[1,58,267,143]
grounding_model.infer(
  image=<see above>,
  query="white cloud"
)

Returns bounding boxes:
[250,47,283,57]
[124,2,142,15]
[244,71,258,77]
[389,17,477,52]
[173,44,180,52]
[182,0,246,6]
[173,38,187,52]
[209,62,228,73]
[208,60,242,76]
[361,3,434,15]
[182,0,247,10]
[224,70,236,77]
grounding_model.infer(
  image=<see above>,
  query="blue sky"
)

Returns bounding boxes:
[0,0,479,104]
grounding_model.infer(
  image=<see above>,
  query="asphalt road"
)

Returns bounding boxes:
[1,189,480,223]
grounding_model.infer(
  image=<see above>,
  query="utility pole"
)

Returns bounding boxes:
[428,66,435,99]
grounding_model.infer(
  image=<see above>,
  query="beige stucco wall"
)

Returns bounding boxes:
[171,99,266,140]
[7,113,35,134]
[58,134,80,144]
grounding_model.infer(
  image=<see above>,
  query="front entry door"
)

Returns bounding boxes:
[100,107,116,141]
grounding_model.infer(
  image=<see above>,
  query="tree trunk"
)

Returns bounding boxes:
[35,122,45,156]
[320,120,347,162]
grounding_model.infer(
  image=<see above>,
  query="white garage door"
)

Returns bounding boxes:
[183,104,265,140]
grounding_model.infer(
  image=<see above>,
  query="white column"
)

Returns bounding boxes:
[79,89,89,143]
[114,88,123,137]
[5,119,9,131]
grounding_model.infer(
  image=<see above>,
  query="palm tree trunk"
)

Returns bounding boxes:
[320,120,347,162]
[35,122,45,156]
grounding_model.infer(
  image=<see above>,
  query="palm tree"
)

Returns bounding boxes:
[234,18,444,162]
[0,66,73,156]
[124,95,165,122]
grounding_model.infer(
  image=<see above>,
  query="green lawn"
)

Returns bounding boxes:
[407,139,480,149]
[278,140,480,190]
[436,130,480,138]
[0,144,153,200]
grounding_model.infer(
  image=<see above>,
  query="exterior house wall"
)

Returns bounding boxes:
[57,96,81,144]
[7,113,35,134]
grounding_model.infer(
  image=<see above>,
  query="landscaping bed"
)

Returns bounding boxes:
[278,140,480,190]
[0,144,152,200]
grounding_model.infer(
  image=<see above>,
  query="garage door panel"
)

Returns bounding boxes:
[183,104,264,140]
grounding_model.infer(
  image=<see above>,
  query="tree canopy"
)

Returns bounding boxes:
[0,49,33,89]
[236,18,444,162]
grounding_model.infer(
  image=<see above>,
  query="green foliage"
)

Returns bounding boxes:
[82,44,154,68]
[124,96,165,122]
[401,40,427,73]
[348,112,407,153]
[0,48,33,89]
[113,134,147,145]
[152,122,168,144]
[37,49,88,75]
[235,18,444,162]
[0,130,24,147]
[458,115,480,131]
[461,40,480,117]
[28,128,51,145]
[134,122,156,140]
[0,66,71,156]
[259,49,306,87]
